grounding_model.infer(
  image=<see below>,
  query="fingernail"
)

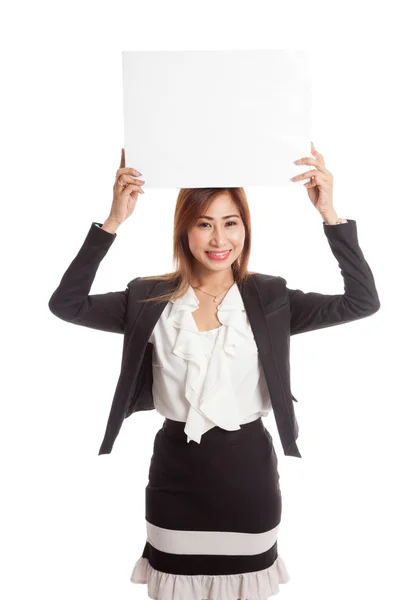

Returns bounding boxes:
[135,170,142,175]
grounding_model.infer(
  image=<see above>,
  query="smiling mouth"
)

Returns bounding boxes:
[205,250,232,260]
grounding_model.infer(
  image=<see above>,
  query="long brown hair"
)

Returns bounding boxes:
[138,187,259,303]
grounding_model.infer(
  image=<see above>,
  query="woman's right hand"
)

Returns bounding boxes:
[108,148,145,224]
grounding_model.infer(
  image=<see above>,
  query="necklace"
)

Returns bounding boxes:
[192,283,234,303]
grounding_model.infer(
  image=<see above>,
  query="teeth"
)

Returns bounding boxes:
[207,251,229,256]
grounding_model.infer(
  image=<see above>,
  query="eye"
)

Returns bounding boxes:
[199,221,237,228]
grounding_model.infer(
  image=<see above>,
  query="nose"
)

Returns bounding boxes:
[211,225,228,246]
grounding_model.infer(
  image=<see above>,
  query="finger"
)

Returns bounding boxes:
[306,175,329,189]
[311,142,325,165]
[118,169,145,183]
[295,157,328,174]
[294,173,330,188]
[117,166,143,177]
[120,148,125,169]
[304,178,317,187]
[117,173,145,186]
[292,169,325,181]
[121,183,145,194]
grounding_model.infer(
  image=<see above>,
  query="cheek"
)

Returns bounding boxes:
[188,230,202,248]
[230,228,245,246]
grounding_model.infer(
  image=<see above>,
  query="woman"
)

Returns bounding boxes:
[48,144,380,600]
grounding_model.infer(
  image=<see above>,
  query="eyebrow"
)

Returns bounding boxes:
[197,214,241,220]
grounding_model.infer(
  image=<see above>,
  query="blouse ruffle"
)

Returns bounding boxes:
[166,283,255,444]
[131,554,290,600]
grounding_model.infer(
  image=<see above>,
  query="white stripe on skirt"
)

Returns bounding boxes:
[146,519,280,556]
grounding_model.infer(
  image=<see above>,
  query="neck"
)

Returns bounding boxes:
[190,270,235,293]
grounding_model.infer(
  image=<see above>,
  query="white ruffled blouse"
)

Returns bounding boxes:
[149,281,273,444]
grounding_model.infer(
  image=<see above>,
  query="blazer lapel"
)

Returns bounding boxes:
[237,276,288,416]
[121,277,177,369]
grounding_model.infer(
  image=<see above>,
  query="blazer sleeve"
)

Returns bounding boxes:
[281,219,380,337]
[48,222,132,334]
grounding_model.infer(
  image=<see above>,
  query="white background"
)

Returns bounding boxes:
[1,1,398,600]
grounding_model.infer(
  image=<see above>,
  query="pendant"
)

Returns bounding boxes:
[214,298,218,302]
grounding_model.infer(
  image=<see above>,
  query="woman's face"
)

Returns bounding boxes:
[187,193,246,275]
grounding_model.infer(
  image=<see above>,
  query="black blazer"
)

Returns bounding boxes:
[48,220,380,458]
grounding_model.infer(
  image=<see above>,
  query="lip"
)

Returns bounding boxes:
[205,250,232,261]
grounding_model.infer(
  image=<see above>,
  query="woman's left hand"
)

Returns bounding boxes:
[291,142,335,218]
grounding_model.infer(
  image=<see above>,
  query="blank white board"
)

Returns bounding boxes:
[122,49,312,188]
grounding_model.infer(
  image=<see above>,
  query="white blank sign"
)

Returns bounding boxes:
[122,49,312,188]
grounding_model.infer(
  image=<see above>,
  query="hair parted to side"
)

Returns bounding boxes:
[137,187,259,304]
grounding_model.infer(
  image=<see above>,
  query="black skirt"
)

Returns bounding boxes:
[131,416,290,600]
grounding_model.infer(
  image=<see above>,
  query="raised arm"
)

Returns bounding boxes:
[281,219,380,337]
[48,221,131,334]
[48,149,146,334]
